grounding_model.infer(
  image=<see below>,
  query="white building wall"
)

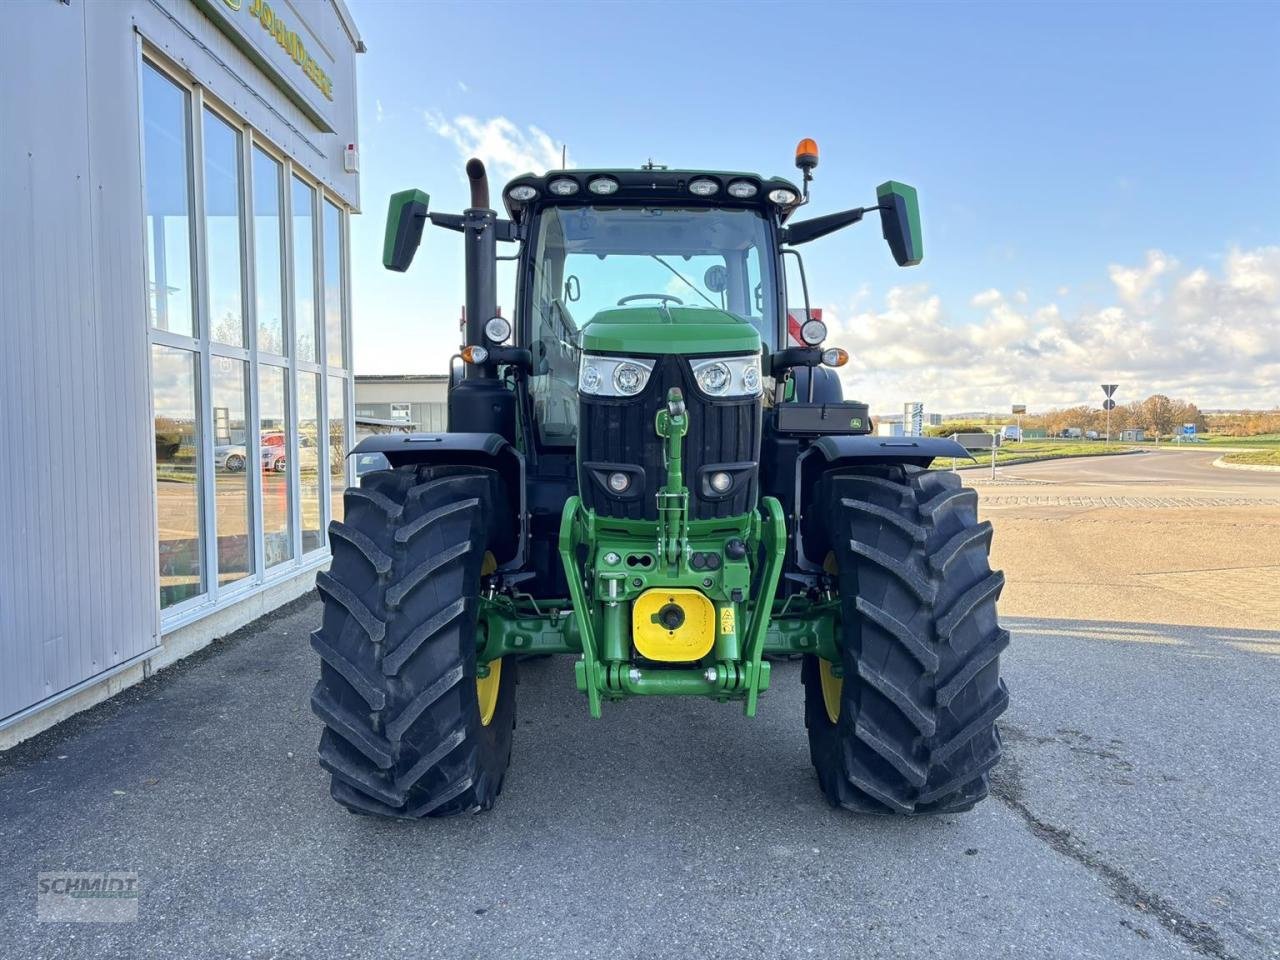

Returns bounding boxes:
[0,0,361,731]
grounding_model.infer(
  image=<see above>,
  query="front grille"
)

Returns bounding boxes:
[578,355,761,521]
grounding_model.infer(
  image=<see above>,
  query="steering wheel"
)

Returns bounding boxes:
[617,294,684,306]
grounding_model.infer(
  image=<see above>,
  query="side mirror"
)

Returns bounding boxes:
[383,189,430,272]
[876,181,922,267]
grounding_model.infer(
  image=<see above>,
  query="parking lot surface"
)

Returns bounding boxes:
[2,449,1277,959]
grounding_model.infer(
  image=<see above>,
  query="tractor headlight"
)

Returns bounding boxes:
[578,355,655,397]
[800,318,827,345]
[484,316,512,343]
[690,355,763,398]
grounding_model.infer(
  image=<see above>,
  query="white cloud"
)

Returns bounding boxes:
[831,246,1280,413]
[424,112,566,181]
[1108,249,1176,307]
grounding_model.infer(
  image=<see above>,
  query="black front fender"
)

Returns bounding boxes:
[805,435,972,468]
[791,435,973,574]
[349,432,526,570]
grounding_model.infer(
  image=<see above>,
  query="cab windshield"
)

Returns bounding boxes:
[525,205,777,445]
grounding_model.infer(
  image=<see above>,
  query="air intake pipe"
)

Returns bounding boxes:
[462,158,496,380]
[447,158,516,443]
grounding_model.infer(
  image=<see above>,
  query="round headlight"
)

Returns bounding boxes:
[580,363,602,393]
[607,472,631,493]
[768,187,799,205]
[613,362,646,395]
[695,361,731,395]
[800,319,827,345]
[484,316,512,343]
[727,180,758,199]
[741,365,761,393]
[688,178,719,197]
[507,184,537,202]
[548,178,579,196]
[709,471,733,494]
[588,177,619,195]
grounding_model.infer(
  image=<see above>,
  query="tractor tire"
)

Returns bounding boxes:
[310,464,517,818]
[801,464,1009,814]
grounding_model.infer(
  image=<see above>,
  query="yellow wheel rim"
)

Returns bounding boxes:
[820,550,842,723]
[477,658,502,727]
[819,658,842,724]
[477,551,501,727]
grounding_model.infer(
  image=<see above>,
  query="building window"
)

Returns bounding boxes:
[152,344,204,608]
[329,376,348,523]
[299,372,324,553]
[390,402,411,421]
[203,110,246,347]
[211,357,253,586]
[141,53,354,621]
[260,364,293,567]
[253,147,286,357]
[323,200,344,368]
[292,176,318,361]
[141,63,195,337]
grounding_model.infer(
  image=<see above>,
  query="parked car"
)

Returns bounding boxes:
[214,444,248,472]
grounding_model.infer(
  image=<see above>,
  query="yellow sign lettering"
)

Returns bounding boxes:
[240,0,334,102]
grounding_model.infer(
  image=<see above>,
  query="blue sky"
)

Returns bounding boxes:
[349,0,1279,413]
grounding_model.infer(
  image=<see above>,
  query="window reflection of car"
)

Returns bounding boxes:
[215,444,279,473]
[214,443,249,472]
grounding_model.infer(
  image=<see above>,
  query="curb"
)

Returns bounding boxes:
[1212,456,1280,473]
[950,449,1144,472]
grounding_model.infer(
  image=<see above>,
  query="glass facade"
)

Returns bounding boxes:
[203,110,245,348]
[142,67,195,337]
[323,201,344,368]
[292,177,318,362]
[299,372,324,553]
[253,148,286,358]
[151,344,203,607]
[141,56,353,618]
[210,357,253,585]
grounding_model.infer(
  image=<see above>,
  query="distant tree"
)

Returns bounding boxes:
[1140,395,1178,437]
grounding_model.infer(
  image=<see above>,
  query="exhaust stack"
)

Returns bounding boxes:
[462,157,496,379]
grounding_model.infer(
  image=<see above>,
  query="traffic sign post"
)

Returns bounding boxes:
[1101,384,1118,443]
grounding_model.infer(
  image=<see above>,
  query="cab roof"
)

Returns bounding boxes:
[501,168,804,224]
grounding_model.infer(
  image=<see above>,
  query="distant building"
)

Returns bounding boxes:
[877,420,906,437]
[928,413,943,426]
[355,374,449,434]
[903,402,924,436]
[1120,429,1146,442]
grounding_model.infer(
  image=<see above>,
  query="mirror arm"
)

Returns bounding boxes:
[429,212,464,233]
[782,205,878,246]
[429,213,519,242]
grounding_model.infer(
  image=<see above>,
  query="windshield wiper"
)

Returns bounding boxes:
[649,256,719,309]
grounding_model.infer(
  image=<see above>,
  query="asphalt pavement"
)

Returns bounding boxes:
[989,447,1280,491]
[2,591,1278,959]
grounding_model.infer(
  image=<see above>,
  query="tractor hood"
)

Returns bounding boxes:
[579,305,761,356]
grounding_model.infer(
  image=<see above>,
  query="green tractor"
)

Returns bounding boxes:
[311,140,1008,818]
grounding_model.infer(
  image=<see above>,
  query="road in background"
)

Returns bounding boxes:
[969,449,1280,630]
[992,448,1279,490]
